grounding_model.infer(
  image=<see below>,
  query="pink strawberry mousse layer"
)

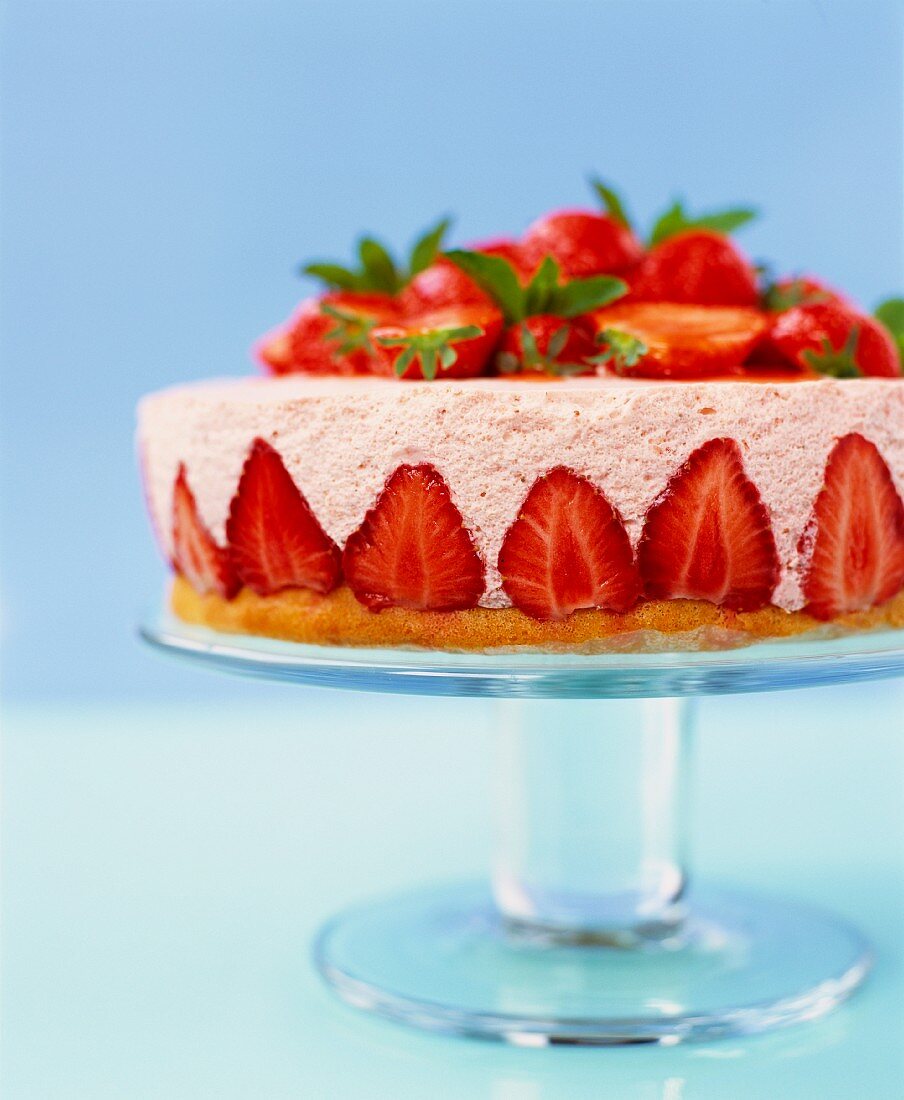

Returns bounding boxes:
[138,374,904,612]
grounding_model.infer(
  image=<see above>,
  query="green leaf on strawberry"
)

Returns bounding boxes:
[302,217,452,294]
[357,238,399,293]
[409,217,453,277]
[320,303,379,356]
[519,321,569,370]
[376,324,483,380]
[445,249,627,324]
[760,277,828,312]
[874,297,904,359]
[443,250,526,323]
[523,256,560,317]
[590,178,632,230]
[509,321,594,376]
[548,274,626,317]
[302,263,363,292]
[649,199,757,246]
[801,328,862,379]
[590,328,649,373]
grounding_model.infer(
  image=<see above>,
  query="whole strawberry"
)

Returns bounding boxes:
[522,211,642,279]
[622,194,758,306]
[520,180,642,278]
[765,300,901,377]
[630,229,759,307]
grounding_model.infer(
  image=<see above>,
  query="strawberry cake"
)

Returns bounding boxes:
[138,182,904,651]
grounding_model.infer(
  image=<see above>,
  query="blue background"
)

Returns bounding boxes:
[2,2,904,1097]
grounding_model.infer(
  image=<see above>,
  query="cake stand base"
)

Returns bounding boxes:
[314,881,870,1046]
[141,613,904,1046]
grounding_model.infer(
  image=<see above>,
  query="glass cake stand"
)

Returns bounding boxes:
[141,610,904,1045]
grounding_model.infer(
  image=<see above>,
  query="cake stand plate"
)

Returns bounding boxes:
[141,612,904,1045]
[140,614,904,699]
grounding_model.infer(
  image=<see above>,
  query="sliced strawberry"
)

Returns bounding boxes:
[343,464,485,611]
[172,465,238,598]
[498,467,641,620]
[497,314,598,375]
[629,229,759,307]
[801,434,904,619]
[372,304,503,380]
[637,438,779,610]
[593,302,767,378]
[764,300,901,378]
[521,209,643,278]
[225,438,341,596]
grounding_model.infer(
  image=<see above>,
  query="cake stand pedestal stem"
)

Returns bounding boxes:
[493,698,694,941]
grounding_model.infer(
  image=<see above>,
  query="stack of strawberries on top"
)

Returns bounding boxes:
[257,179,903,384]
[138,178,904,652]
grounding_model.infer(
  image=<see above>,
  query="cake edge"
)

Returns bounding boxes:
[169,576,904,653]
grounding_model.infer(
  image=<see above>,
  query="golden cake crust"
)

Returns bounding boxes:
[170,576,904,652]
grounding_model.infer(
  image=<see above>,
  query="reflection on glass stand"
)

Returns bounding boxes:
[142,612,904,1045]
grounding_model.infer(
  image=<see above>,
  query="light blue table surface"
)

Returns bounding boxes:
[3,676,903,1098]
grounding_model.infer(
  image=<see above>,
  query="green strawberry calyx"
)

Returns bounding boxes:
[320,303,380,357]
[444,251,626,326]
[376,324,483,380]
[649,199,757,247]
[302,217,452,294]
[874,297,904,364]
[760,276,829,312]
[801,328,862,379]
[589,328,649,373]
[590,178,633,230]
[497,321,591,377]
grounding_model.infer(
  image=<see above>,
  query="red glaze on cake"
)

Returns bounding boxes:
[138,182,904,650]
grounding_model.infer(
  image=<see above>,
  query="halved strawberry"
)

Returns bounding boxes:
[256,329,295,374]
[343,464,485,611]
[629,229,759,307]
[801,433,904,619]
[498,467,641,620]
[764,300,901,378]
[592,302,767,378]
[172,465,238,598]
[371,303,503,380]
[637,438,779,610]
[226,438,341,596]
[497,314,598,375]
[521,209,642,278]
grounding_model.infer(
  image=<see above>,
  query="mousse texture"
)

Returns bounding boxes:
[138,374,904,613]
